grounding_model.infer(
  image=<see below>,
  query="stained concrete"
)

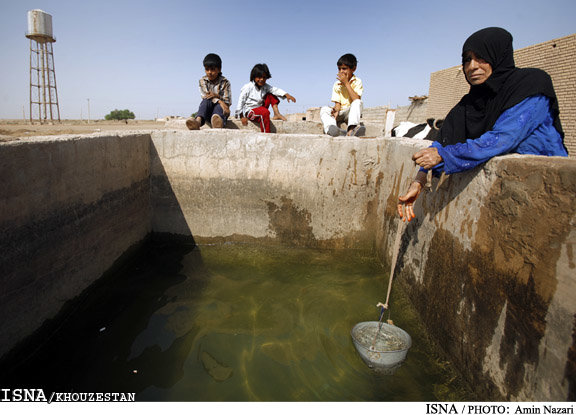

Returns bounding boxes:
[0,128,574,400]
[150,129,386,248]
[389,156,576,400]
[0,133,151,359]
[165,117,386,137]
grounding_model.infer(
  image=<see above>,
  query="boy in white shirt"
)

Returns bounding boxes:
[235,63,296,133]
[320,54,365,137]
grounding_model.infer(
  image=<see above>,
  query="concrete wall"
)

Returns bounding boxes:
[0,133,151,358]
[1,129,574,400]
[381,154,576,401]
[150,129,384,248]
[166,117,326,134]
[150,130,576,400]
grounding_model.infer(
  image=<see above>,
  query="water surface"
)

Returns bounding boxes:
[0,239,474,401]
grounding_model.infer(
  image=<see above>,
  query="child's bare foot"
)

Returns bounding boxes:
[272,114,287,121]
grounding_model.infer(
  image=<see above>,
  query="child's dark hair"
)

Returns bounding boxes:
[203,53,222,69]
[250,63,272,82]
[337,53,357,69]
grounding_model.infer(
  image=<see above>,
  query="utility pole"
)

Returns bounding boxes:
[87,98,90,123]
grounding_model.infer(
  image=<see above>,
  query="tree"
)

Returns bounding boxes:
[105,109,136,121]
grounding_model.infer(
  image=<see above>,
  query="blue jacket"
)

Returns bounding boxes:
[427,94,568,175]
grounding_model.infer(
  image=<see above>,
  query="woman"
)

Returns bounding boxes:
[397,27,568,222]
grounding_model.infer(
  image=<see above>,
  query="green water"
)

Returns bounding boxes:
[0,239,474,401]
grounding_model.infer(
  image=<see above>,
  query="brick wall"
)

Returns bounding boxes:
[427,33,576,156]
[393,101,429,125]
[361,105,388,123]
[304,104,429,126]
[306,107,321,122]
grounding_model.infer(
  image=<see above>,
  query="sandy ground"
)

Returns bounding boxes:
[0,119,169,142]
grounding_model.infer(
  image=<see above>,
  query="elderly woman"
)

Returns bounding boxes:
[398,27,568,221]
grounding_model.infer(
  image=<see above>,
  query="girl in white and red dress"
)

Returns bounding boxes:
[235,64,296,133]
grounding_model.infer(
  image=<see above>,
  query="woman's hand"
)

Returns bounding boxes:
[285,93,296,103]
[412,147,442,170]
[397,181,423,222]
[241,116,248,126]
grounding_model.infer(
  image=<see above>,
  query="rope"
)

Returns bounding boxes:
[383,219,404,310]
[376,163,421,317]
[370,305,386,350]
[369,163,435,350]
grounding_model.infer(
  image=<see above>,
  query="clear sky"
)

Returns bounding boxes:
[1,0,575,120]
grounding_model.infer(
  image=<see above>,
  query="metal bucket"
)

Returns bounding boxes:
[351,321,412,370]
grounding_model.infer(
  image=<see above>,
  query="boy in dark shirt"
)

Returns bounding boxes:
[186,53,232,130]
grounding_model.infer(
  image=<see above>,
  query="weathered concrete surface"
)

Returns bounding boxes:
[165,118,385,137]
[151,129,576,400]
[1,128,574,401]
[0,133,151,358]
[151,129,385,248]
[165,118,322,134]
[383,154,576,401]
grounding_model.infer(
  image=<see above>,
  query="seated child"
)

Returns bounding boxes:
[235,63,296,133]
[186,53,232,130]
[320,53,365,137]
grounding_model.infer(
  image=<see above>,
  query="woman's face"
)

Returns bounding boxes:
[463,51,493,85]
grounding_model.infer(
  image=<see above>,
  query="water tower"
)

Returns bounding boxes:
[26,9,61,124]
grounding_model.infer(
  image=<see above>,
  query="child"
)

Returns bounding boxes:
[235,63,296,133]
[186,53,232,130]
[320,53,365,137]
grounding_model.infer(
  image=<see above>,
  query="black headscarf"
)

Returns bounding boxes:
[437,27,564,147]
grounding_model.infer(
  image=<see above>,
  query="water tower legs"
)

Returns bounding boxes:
[29,39,60,124]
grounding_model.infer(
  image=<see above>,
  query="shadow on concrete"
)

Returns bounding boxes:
[395,169,479,275]
[149,139,195,237]
[0,234,213,396]
[0,136,215,397]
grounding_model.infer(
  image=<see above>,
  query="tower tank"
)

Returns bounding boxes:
[26,9,55,42]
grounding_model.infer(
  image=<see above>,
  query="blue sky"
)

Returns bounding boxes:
[1,0,574,120]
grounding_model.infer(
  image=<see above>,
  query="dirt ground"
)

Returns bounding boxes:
[0,119,169,142]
